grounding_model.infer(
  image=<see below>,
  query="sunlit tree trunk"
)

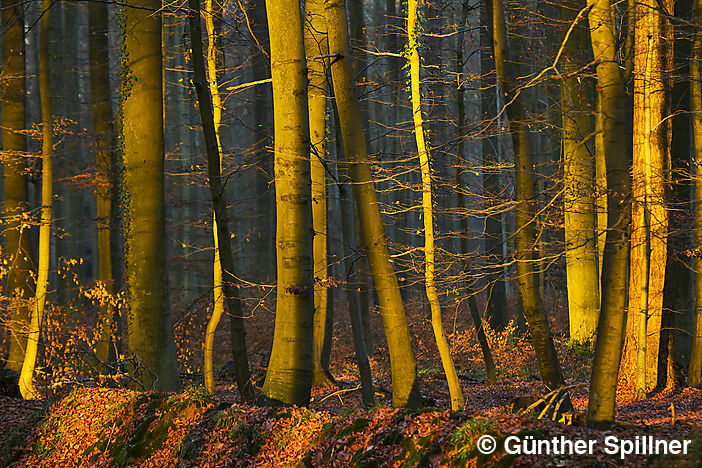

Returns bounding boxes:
[122,0,180,392]
[326,0,421,408]
[189,0,254,401]
[409,0,464,411]
[561,0,599,345]
[2,0,36,372]
[586,0,633,427]
[19,0,52,399]
[261,0,316,406]
[305,0,336,388]
[620,0,672,398]
[688,0,702,387]
[488,0,566,393]
[89,0,118,365]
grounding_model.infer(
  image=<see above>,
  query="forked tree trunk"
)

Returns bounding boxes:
[325,0,421,408]
[261,0,316,406]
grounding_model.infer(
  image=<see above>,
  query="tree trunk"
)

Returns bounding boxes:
[488,0,566,393]
[19,0,52,399]
[561,0,599,345]
[409,0,464,411]
[586,0,634,427]
[261,0,316,406]
[325,0,421,408]
[88,0,118,366]
[620,0,672,397]
[188,0,254,401]
[305,0,336,388]
[665,0,693,378]
[122,0,180,392]
[2,0,36,372]
[688,0,702,387]
[461,0,498,385]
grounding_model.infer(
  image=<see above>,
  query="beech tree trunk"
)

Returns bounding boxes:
[305,0,336,388]
[122,0,181,392]
[261,0,316,406]
[19,0,52,399]
[586,0,634,427]
[488,0,566,393]
[620,0,672,398]
[325,0,421,408]
[2,0,36,372]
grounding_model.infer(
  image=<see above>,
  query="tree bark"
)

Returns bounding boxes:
[586,0,633,427]
[488,0,566,393]
[409,0,464,411]
[688,0,702,387]
[561,0,600,345]
[89,0,119,366]
[2,0,36,372]
[305,0,336,388]
[261,0,316,406]
[325,0,421,408]
[122,0,180,392]
[620,0,672,397]
[19,0,52,399]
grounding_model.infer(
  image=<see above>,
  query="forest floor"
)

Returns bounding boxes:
[1,292,702,466]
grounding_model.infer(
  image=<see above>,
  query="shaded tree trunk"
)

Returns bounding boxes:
[488,0,566,393]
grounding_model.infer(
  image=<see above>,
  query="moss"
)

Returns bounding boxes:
[1,407,48,465]
[337,417,370,438]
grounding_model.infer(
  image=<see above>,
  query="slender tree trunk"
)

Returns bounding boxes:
[460,0,497,385]
[261,0,316,406]
[19,0,52,399]
[595,93,608,286]
[325,0,421,408]
[480,0,508,332]
[122,0,180,392]
[336,142,375,407]
[188,0,254,401]
[2,0,36,372]
[664,0,693,379]
[488,0,566,393]
[88,0,118,366]
[586,0,633,427]
[561,0,599,345]
[305,0,336,388]
[688,0,702,387]
[620,0,672,397]
[409,0,464,411]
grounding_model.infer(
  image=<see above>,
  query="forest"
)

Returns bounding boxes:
[2,0,702,466]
